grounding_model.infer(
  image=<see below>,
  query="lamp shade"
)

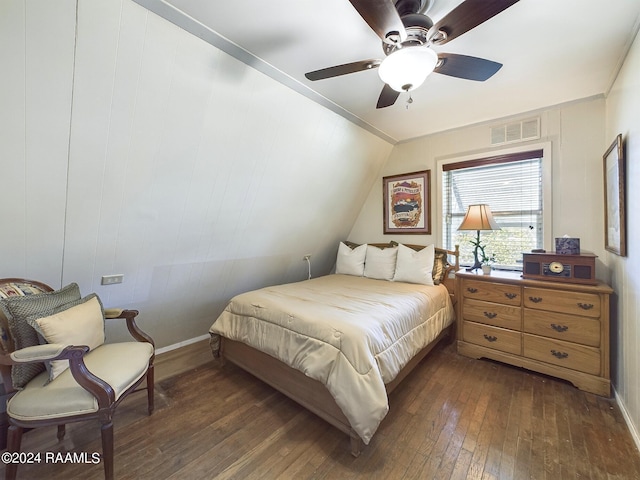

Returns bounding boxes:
[458,204,501,231]
[378,46,438,93]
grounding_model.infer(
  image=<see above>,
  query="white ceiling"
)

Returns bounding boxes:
[135,0,640,143]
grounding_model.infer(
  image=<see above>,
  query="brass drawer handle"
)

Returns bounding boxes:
[483,312,498,319]
[551,350,568,359]
[504,293,518,299]
[483,334,498,342]
[550,323,568,333]
[577,302,594,310]
[467,287,478,293]
[529,296,543,303]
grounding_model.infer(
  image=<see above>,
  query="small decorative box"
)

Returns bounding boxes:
[555,237,580,255]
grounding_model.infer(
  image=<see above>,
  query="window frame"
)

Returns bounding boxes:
[436,142,553,269]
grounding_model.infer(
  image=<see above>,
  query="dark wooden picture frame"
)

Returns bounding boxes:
[383,170,431,234]
[603,134,626,256]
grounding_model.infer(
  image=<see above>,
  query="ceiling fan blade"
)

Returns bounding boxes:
[348,0,407,43]
[376,84,401,109]
[305,60,381,81]
[434,53,502,81]
[430,0,520,45]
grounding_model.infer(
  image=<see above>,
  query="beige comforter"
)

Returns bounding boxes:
[209,274,454,444]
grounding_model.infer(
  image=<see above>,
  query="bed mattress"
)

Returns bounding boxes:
[209,273,454,444]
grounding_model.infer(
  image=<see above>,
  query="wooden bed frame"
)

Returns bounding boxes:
[217,242,460,456]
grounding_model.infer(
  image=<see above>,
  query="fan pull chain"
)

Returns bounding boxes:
[406,93,413,109]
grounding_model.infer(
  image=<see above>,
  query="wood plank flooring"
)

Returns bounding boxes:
[2,339,639,479]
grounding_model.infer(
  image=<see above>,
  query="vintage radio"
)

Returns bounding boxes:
[522,252,597,285]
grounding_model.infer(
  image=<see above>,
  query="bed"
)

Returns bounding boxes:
[209,241,459,456]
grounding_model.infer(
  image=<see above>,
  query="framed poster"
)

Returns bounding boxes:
[383,170,431,234]
[603,134,626,256]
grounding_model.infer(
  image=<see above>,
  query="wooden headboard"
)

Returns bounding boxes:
[342,241,460,297]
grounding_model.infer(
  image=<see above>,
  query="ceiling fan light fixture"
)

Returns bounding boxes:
[378,46,438,92]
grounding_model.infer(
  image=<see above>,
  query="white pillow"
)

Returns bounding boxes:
[393,243,435,286]
[28,295,105,382]
[336,242,367,276]
[364,245,398,280]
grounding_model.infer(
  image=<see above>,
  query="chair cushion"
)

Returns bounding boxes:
[6,342,154,422]
[27,295,105,382]
[0,283,81,389]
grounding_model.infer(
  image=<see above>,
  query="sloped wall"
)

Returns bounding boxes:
[0,0,393,348]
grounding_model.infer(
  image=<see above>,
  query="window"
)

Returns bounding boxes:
[442,150,543,269]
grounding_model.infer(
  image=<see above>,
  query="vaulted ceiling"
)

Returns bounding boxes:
[135,0,640,143]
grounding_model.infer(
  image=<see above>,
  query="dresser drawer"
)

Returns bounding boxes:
[462,279,521,306]
[523,287,601,318]
[523,334,601,375]
[456,270,612,396]
[463,321,521,355]
[463,298,521,330]
[524,310,600,347]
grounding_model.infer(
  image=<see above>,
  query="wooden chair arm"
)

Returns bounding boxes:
[66,345,115,408]
[105,309,155,347]
[0,344,77,365]
[0,345,115,407]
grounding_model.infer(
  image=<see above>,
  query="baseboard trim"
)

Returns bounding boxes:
[614,386,640,452]
[155,334,210,356]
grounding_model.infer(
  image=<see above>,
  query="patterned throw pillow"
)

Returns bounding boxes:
[432,251,448,285]
[0,281,49,353]
[0,283,81,389]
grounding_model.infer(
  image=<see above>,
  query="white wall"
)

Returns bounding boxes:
[0,0,76,283]
[349,98,608,270]
[0,0,393,348]
[605,29,640,446]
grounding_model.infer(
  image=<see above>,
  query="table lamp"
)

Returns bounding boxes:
[458,204,501,271]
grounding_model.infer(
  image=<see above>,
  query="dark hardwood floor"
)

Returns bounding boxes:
[2,339,639,480]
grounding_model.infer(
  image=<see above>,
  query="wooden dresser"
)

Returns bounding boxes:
[455,270,613,396]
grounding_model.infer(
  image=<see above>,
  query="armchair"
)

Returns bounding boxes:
[0,278,155,480]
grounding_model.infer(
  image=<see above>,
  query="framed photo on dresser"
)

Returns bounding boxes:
[603,134,626,256]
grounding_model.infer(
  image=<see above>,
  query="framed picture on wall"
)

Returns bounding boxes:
[383,170,431,234]
[603,134,626,256]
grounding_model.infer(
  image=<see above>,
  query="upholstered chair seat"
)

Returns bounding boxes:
[7,342,154,422]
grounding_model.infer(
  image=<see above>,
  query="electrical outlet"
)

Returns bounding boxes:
[101,274,124,285]
[303,254,312,261]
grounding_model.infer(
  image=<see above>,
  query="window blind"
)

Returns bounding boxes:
[442,150,543,269]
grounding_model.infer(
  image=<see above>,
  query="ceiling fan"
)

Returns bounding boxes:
[305,0,520,108]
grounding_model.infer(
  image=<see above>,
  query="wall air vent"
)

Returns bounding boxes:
[490,117,540,146]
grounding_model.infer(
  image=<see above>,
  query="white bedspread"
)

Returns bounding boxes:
[209,274,454,444]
